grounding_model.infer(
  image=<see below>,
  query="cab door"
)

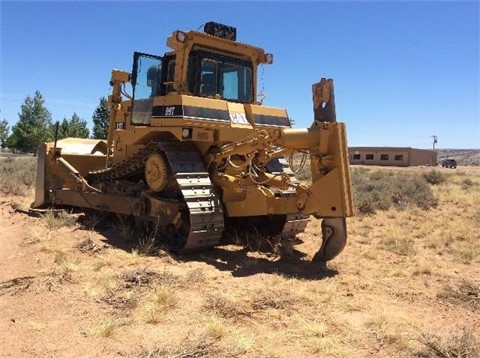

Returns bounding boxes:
[131,52,163,125]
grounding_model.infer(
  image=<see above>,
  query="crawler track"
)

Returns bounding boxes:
[160,142,224,251]
[86,143,308,251]
[87,141,224,251]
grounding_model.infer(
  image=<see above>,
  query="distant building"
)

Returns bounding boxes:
[348,147,437,167]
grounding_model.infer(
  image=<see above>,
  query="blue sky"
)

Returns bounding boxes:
[1,1,479,149]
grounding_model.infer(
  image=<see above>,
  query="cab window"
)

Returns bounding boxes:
[221,63,251,102]
[165,59,175,94]
[131,52,162,124]
[188,50,253,103]
[201,60,217,96]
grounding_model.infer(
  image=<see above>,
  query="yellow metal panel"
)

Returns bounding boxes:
[224,187,298,217]
[48,138,107,155]
[248,104,288,116]
[245,104,290,127]
[182,95,228,110]
[299,168,353,218]
[60,154,106,177]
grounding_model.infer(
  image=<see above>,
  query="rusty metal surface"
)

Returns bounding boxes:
[312,78,336,123]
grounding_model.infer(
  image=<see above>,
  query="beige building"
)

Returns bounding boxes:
[348,147,437,167]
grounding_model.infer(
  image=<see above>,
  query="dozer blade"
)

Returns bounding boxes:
[31,143,47,209]
[31,139,108,209]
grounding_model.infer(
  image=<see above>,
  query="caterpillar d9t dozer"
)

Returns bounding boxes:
[32,22,354,262]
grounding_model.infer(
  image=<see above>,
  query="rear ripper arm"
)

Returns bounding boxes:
[208,79,354,220]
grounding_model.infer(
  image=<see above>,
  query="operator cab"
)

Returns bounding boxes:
[130,22,271,125]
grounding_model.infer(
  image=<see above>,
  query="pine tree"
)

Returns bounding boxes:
[92,97,110,139]
[9,90,53,153]
[58,118,70,140]
[0,118,9,149]
[58,113,90,139]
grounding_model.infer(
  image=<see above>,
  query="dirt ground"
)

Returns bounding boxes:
[0,186,479,357]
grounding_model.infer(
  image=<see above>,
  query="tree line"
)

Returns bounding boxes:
[0,91,110,153]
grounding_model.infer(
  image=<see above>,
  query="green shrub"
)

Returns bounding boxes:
[392,174,438,210]
[422,169,446,185]
[353,178,391,215]
[351,169,438,215]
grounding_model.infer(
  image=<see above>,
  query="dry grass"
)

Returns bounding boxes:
[83,274,119,298]
[366,310,418,351]
[0,157,36,196]
[203,292,252,320]
[203,315,228,339]
[41,209,78,229]
[437,279,480,311]
[418,329,480,358]
[2,161,480,357]
[137,336,223,358]
[84,316,121,338]
[381,226,417,256]
[142,288,177,323]
[251,288,301,311]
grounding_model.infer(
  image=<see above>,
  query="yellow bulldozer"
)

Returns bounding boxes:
[32,22,354,262]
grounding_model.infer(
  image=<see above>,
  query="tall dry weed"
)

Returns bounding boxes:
[419,328,479,358]
[0,157,37,195]
[41,209,77,229]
